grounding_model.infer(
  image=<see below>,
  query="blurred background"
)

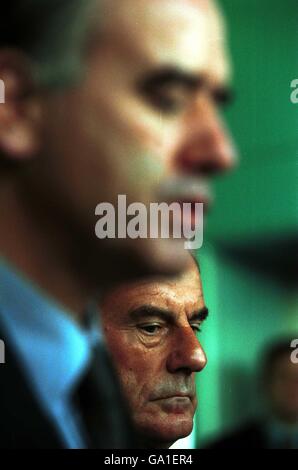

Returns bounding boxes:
[189,0,298,448]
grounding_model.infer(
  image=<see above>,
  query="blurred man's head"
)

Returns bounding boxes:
[100,256,208,448]
[0,1,235,289]
[262,339,298,425]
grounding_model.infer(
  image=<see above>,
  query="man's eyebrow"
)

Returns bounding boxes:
[138,67,205,93]
[128,305,175,323]
[211,86,235,106]
[128,305,209,323]
[189,306,209,322]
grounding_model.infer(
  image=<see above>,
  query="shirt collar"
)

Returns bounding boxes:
[0,258,102,404]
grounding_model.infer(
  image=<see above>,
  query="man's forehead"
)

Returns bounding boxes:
[110,263,203,309]
[101,0,228,81]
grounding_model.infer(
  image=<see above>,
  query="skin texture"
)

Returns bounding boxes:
[0,0,235,313]
[101,258,208,448]
[267,354,298,424]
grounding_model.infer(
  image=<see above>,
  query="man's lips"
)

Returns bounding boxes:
[158,177,214,212]
[151,395,195,414]
[152,396,192,402]
[150,392,195,401]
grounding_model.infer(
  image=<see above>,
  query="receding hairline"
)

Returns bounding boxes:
[0,0,103,88]
[0,0,226,88]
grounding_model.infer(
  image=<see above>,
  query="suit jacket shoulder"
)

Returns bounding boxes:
[204,420,266,449]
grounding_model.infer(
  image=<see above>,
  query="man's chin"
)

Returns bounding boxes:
[135,238,191,277]
[137,415,194,449]
[91,237,190,287]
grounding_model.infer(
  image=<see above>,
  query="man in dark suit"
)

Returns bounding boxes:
[0,0,235,448]
[205,338,298,449]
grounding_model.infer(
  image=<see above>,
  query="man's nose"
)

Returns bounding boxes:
[166,327,207,375]
[175,98,237,176]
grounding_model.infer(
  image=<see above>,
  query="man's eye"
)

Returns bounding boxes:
[150,95,185,114]
[146,88,188,115]
[191,324,202,334]
[138,324,162,335]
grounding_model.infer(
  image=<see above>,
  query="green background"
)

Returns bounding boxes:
[194,0,298,447]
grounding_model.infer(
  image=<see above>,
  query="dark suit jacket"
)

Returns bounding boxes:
[0,323,137,449]
[0,328,64,448]
[204,421,267,449]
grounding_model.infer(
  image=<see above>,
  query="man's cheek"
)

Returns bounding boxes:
[122,99,179,156]
[106,334,146,375]
[116,364,146,413]
[131,114,180,165]
[117,354,152,393]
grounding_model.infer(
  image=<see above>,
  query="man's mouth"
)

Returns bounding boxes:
[158,177,214,230]
[153,395,192,401]
[151,391,195,401]
[151,395,195,414]
[158,177,214,206]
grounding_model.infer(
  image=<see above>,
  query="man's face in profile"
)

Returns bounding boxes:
[35,0,235,275]
[101,259,208,448]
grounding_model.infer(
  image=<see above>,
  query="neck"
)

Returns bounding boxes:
[0,178,100,316]
[0,176,158,316]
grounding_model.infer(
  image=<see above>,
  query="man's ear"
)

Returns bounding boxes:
[0,50,42,160]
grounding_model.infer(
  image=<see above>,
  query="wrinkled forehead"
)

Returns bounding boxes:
[102,259,203,316]
[101,0,230,83]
